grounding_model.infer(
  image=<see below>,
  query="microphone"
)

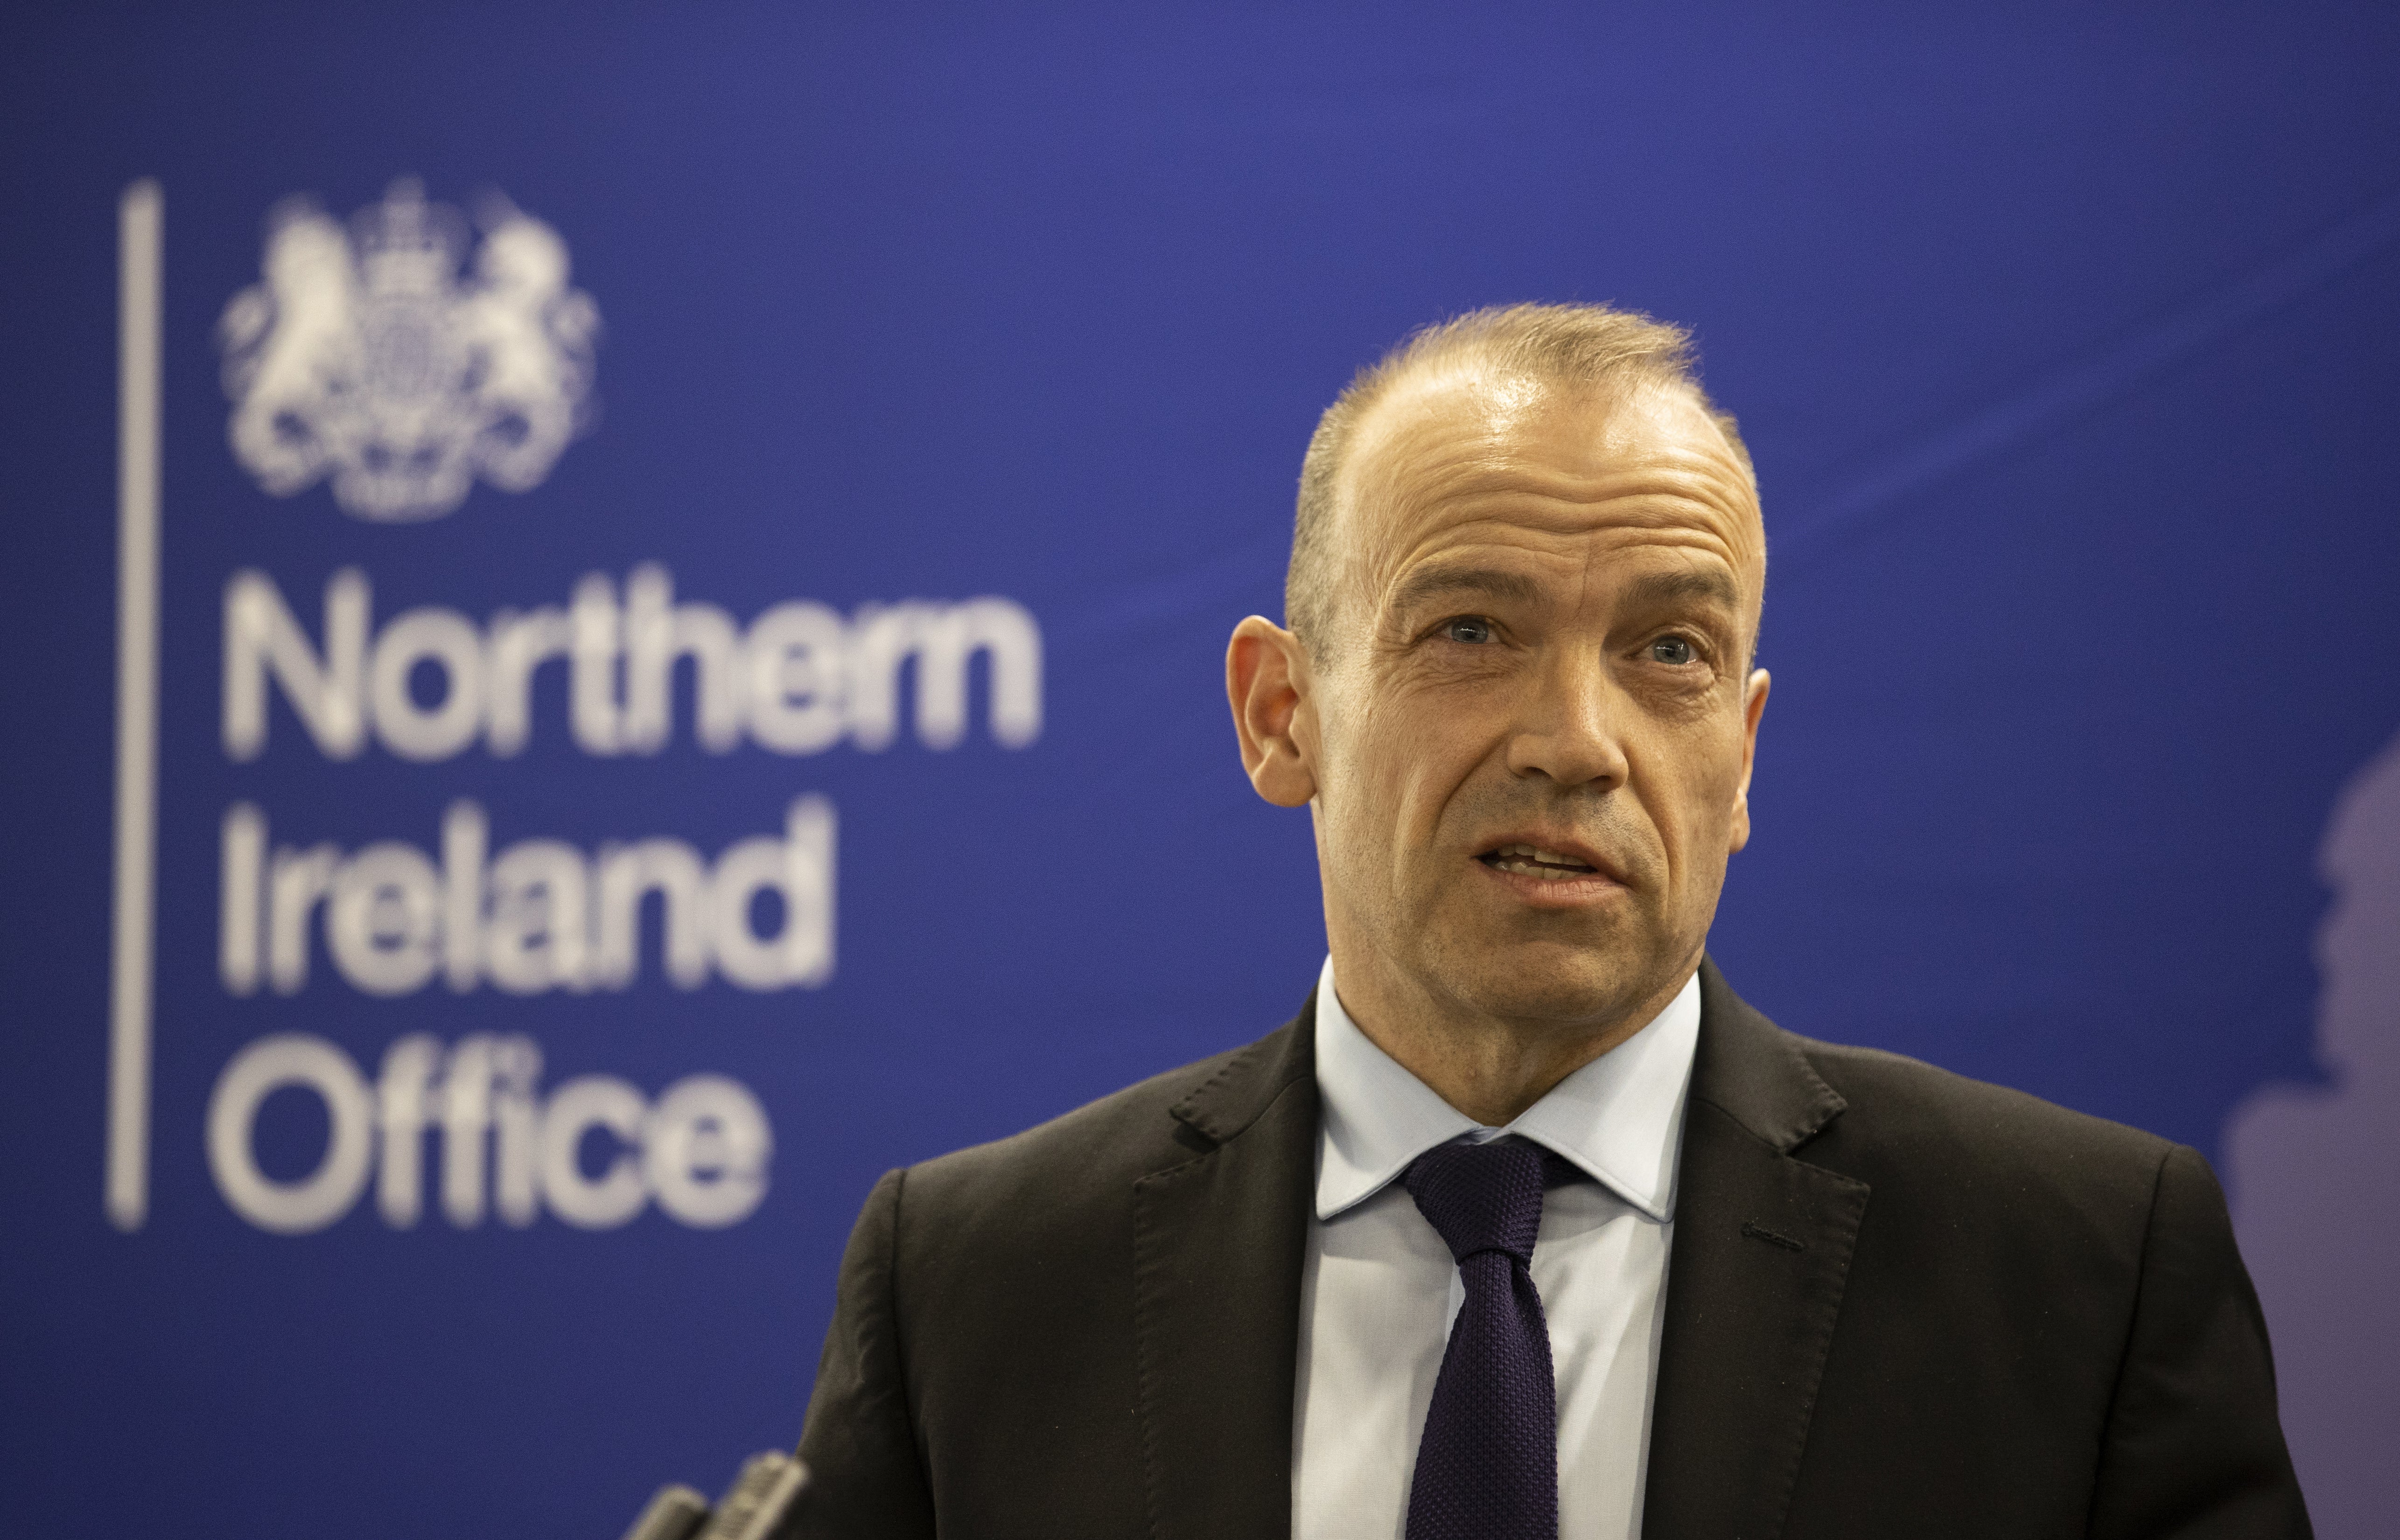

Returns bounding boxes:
[620,1451,807,1540]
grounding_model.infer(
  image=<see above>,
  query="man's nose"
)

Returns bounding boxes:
[1502,648,1629,789]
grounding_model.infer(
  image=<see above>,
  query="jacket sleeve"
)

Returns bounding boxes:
[790,1168,938,1540]
[2085,1144,2313,1539]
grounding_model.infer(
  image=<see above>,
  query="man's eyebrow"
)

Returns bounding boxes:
[1621,569,1741,612]
[1385,566,1544,614]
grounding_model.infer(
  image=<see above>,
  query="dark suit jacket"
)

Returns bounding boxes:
[793,962,2309,1538]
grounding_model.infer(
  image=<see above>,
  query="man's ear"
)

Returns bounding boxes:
[1727,667,1770,853]
[1226,616,1318,808]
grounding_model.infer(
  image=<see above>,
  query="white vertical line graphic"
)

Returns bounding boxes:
[108,179,163,1231]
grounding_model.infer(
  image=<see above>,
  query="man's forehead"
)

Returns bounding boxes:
[1336,366,1766,597]
[1343,365,1561,484]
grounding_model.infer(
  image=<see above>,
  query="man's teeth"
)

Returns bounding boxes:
[1486,843,1598,880]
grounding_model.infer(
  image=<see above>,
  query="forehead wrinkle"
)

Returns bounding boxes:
[1370,525,1749,644]
[1392,514,1742,571]
[1383,492,1756,594]
[1429,483,1756,544]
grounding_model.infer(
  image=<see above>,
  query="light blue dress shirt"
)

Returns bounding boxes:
[1291,954,1701,1540]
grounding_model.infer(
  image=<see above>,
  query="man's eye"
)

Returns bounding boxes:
[1649,636,1697,665]
[1442,617,1495,645]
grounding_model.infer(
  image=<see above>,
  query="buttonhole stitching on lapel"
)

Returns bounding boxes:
[1740,1219,1806,1252]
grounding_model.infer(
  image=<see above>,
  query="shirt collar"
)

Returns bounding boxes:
[1312,954,1700,1224]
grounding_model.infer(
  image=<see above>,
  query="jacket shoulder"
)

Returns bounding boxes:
[1791,1032,2182,1237]
[1801,1034,2173,1161]
[1695,961,2180,1207]
[898,1017,1304,1230]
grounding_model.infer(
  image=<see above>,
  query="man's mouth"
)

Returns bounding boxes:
[1478,843,1602,883]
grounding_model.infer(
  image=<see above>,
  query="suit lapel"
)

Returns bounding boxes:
[1643,961,1871,1540]
[1132,995,1320,1540]
[1125,969,1863,1540]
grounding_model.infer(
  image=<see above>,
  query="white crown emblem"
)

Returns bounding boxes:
[217,179,600,521]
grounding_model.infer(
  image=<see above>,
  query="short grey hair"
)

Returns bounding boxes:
[1286,302,1753,654]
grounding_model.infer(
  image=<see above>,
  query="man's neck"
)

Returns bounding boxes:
[1327,951,1695,1127]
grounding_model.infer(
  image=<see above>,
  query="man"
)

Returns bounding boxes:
[793,305,2308,1538]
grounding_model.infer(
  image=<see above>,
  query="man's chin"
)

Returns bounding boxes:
[1428,940,1674,1033]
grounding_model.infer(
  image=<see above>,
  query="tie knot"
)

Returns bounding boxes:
[1403,1139,1549,1265]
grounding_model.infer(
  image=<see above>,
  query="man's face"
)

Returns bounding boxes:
[1300,369,1769,1032]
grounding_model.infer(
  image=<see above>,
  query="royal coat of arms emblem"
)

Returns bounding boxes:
[218,179,599,521]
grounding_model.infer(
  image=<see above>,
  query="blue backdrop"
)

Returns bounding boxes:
[4,4,2396,1536]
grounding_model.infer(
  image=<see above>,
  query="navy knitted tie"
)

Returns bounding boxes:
[1403,1138,1559,1540]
